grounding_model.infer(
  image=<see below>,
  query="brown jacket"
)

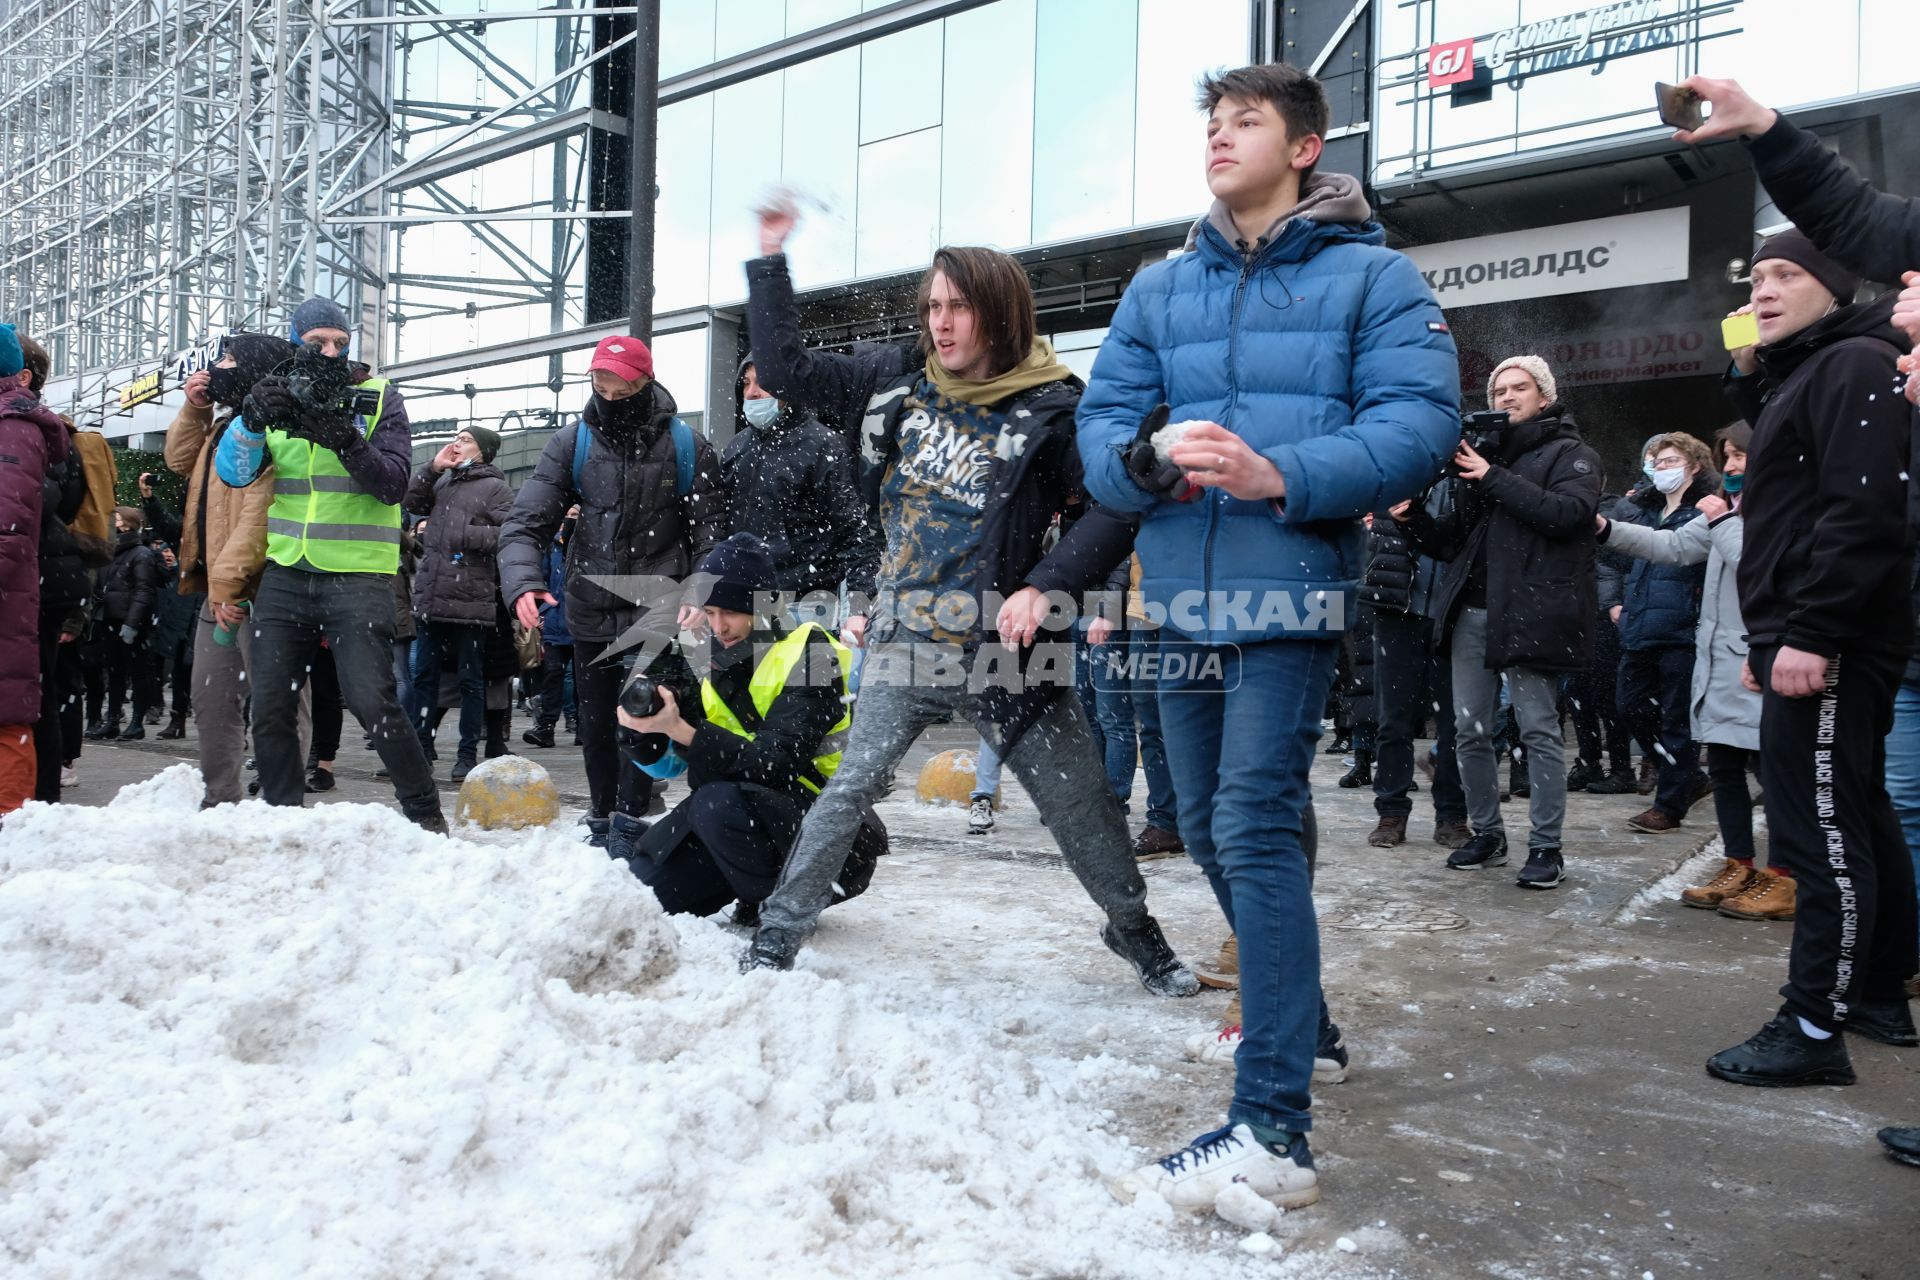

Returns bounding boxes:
[164,402,276,605]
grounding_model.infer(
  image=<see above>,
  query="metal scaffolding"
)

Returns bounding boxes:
[0,0,395,430]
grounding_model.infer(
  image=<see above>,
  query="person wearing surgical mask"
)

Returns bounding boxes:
[715,357,876,608]
[1607,433,1718,839]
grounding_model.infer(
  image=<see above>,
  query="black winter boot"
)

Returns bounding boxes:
[1338,752,1372,788]
[1101,917,1202,997]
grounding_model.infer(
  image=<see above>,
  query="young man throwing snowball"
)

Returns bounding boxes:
[1078,63,1458,1211]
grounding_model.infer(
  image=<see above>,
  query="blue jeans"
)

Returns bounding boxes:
[1886,674,1920,917]
[1159,636,1339,1134]
[412,620,488,761]
[970,735,1002,801]
[1087,636,1138,805]
[1126,629,1179,831]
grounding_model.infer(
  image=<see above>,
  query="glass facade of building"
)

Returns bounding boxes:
[389,0,1250,432]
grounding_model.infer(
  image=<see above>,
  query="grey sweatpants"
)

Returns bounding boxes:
[193,605,310,806]
[757,638,1151,939]
[1451,606,1566,852]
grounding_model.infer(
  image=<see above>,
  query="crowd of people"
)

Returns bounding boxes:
[2,60,1918,1218]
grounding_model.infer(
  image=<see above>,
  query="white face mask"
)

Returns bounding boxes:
[742,396,780,428]
[1651,466,1689,495]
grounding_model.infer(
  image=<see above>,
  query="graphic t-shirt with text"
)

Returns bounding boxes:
[875,380,1005,641]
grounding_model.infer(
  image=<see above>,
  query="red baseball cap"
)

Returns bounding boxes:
[588,335,653,384]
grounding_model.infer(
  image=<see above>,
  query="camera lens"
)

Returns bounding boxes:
[620,676,662,720]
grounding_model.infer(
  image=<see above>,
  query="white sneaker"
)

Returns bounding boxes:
[1182,1025,1349,1083]
[60,764,77,788]
[1111,1123,1318,1212]
[966,796,994,834]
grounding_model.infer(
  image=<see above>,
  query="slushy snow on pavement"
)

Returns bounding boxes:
[1,765,1363,1278]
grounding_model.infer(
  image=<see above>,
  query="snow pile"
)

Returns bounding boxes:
[1150,419,1207,466]
[0,767,1321,1279]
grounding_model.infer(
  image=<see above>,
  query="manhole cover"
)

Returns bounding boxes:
[1318,897,1468,932]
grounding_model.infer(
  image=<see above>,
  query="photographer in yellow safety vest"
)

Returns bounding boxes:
[614,533,884,922]
[215,296,447,832]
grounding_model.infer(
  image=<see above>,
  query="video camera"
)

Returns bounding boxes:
[1451,410,1511,476]
[285,344,381,420]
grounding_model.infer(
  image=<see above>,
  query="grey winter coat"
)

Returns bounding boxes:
[1601,511,1758,751]
[404,461,514,626]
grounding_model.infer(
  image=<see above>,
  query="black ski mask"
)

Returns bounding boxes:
[590,386,652,432]
[207,333,299,409]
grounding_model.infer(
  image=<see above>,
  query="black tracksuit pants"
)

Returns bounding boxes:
[1752,645,1918,1030]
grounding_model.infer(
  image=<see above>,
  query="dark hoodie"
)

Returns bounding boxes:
[1729,295,1913,659]
[497,380,727,643]
[1403,405,1602,672]
[721,359,878,597]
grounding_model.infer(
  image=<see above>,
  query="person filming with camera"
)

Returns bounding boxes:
[214,295,446,832]
[612,532,884,924]
[1394,355,1601,889]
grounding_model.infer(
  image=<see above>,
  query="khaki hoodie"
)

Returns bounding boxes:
[1183,171,1374,259]
[164,401,276,606]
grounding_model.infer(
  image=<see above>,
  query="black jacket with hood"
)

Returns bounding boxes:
[1402,405,1602,673]
[744,252,1137,748]
[1727,295,1913,660]
[101,529,163,631]
[405,459,515,626]
[722,359,879,597]
[498,381,727,644]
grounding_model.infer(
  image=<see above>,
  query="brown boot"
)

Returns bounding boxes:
[1636,759,1657,795]
[1131,825,1185,860]
[1718,870,1796,921]
[1221,991,1240,1027]
[1195,934,1239,990]
[1367,815,1408,847]
[1432,819,1471,849]
[1680,858,1757,909]
[1626,806,1682,834]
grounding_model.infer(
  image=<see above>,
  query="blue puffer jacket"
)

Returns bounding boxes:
[1077,174,1460,644]
[1615,475,1713,652]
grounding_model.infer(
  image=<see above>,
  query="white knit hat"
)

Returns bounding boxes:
[1486,354,1558,408]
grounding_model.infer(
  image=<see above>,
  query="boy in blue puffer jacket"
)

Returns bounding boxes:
[1082,62,1459,1214]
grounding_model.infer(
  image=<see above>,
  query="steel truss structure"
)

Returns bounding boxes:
[0,0,394,428]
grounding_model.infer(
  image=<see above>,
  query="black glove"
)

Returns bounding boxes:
[301,405,361,455]
[1124,403,1197,501]
[242,376,299,434]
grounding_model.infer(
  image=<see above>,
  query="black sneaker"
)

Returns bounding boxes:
[1516,846,1564,889]
[1508,762,1530,799]
[740,925,803,972]
[1848,998,1920,1047]
[1315,1013,1351,1084]
[116,723,145,742]
[1100,917,1202,997]
[1706,1008,1856,1087]
[409,808,450,836]
[82,720,109,740]
[1586,767,1638,795]
[450,757,475,783]
[304,766,335,794]
[1446,831,1508,869]
[522,724,556,748]
[1878,1126,1920,1168]
[1565,759,1600,792]
[581,816,610,849]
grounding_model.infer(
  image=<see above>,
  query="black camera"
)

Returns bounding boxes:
[1452,410,1511,475]
[286,345,380,419]
[620,674,664,720]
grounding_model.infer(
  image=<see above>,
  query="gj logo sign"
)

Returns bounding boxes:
[1428,38,1475,88]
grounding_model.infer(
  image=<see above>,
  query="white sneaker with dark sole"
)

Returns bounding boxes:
[1110,1123,1319,1212]
[966,796,994,834]
[1182,1025,1350,1082]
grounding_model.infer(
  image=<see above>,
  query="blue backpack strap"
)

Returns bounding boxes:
[670,417,695,497]
[570,420,590,495]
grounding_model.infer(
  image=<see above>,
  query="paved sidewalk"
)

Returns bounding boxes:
[55,717,1920,1278]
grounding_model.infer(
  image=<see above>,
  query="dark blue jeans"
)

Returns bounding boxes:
[413,620,488,761]
[1087,635,1137,805]
[1159,636,1339,1134]
[1126,629,1179,831]
[1619,645,1703,818]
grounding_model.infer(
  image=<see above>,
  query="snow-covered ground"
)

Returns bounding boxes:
[1,766,1372,1279]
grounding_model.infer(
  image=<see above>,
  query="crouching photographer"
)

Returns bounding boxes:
[615,533,885,922]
